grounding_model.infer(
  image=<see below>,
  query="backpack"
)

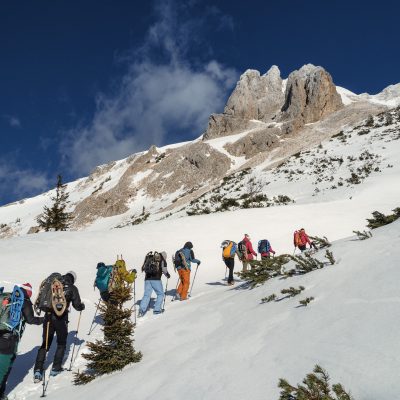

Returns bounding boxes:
[0,286,25,337]
[237,240,248,260]
[143,251,162,274]
[222,241,237,258]
[95,263,114,292]
[258,239,271,254]
[174,249,188,269]
[293,231,301,247]
[34,273,66,316]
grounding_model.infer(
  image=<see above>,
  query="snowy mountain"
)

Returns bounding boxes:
[1,63,400,399]
[0,64,399,239]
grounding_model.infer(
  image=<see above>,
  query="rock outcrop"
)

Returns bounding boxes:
[204,66,284,139]
[279,64,343,133]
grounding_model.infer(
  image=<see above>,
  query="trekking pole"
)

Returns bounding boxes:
[188,264,199,298]
[161,278,169,312]
[133,279,137,326]
[41,320,50,398]
[292,246,296,256]
[68,311,82,371]
[224,267,227,281]
[171,277,180,301]
[87,299,101,335]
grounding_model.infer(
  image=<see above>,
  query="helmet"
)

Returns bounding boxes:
[66,270,77,283]
[22,283,33,298]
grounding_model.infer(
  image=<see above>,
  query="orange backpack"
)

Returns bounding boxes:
[293,231,301,247]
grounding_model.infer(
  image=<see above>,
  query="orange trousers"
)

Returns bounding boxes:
[177,269,191,300]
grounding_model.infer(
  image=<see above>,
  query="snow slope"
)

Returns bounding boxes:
[1,197,400,399]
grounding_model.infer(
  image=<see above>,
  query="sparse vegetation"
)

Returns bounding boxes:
[299,297,314,307]
[278,364,353,400]
[366,208,400,229]
[353,230,373,240]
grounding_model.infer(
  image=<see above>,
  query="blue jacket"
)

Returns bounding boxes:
[177,247,200,271]
[95,263,113,292]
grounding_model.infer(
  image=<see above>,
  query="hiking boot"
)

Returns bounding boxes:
[138,310,145,318]
[227,281,234,286]
[33,371,43,383]
[50,368,63,377]
[153,310,163,315]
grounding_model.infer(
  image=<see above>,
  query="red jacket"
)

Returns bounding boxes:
[243,237,257,260]
[298,231,311,247]
[261,246,276,257]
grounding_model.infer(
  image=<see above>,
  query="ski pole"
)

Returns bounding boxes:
[41,320,50,398]
[224,266,227,280]
[133,279,137,326]
[87,299,101,335]
[68,311,82,371]
[172,277,180,301]
[292,246,297,256]
[161,277,169,312]
[188,264,199,298]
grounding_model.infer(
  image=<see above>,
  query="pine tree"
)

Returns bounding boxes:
[37,175,72,231]
[74,274,142,384]
[278,364,353,399]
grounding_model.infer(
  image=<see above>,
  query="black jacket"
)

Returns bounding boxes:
[0,289,43,354]
[60,274,85,313]
[143,257,169,281]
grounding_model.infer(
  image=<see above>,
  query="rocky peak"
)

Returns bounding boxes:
[203,66,285,139]
[279,64,343,133]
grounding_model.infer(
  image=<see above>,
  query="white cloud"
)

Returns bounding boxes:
[0,161,50,204]
[61,0,238,175]
[2,115,21,128]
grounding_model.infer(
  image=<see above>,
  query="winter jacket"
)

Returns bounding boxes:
[176,247,200,271]
[297,231,311,247]
[59,274,85,316]
[95,263,114,292]
[260,246,276,258]
[243,237,257,260]
[143,257,169,281]
[0,290,43,355]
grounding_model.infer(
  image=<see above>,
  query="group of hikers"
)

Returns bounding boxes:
[0,230,314,399]
[221,228,316,285]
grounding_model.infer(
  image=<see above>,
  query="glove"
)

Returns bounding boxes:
[80,303,85,311]
[132,268,137,274]
[197,261,201,266]
[166,272,171,279]
[39,317,45,325]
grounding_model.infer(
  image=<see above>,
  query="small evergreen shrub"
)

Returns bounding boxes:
[353,230,372,240]
[278,364,353,400]
[299,297,314,307]
[366,208,400,229]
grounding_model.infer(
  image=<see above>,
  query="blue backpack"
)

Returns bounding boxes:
[0,286,25,337]
[95,263,114,292]
[257,239,271,254]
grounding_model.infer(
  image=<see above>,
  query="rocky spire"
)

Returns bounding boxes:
[279,64,343,133]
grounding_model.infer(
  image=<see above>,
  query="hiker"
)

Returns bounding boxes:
[0,283,43,400]
[239,234,257,272]
[257,239,276,260]
[33,271,85,382]
[138,251,170,316]
[174,242,201,301]
[221,240,239,286]
[294,228,318,252]
[95,261,137,303]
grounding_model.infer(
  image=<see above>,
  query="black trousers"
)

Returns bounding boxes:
[34,313,68,372]
[223,258,235,283]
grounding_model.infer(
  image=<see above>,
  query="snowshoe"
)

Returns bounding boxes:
[33,371,43,383]
[50,368,64,377]
[51,278,67,317]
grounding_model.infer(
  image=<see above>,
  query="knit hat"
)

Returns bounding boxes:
[184,241,193,249]
[66,270,77,283]
[22,283,32,298]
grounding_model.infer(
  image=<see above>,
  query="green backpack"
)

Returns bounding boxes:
[0,286,25,338]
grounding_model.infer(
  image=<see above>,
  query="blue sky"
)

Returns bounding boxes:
[0,0,399,205]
